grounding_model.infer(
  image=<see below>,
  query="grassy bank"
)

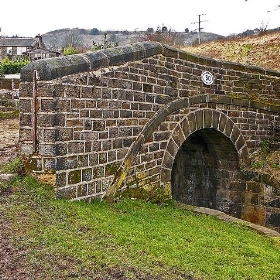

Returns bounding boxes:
[1,176,279,279]
[182,31,280,72]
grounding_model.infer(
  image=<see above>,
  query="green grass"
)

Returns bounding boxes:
[1,176,280,279]
[0,157,22,174]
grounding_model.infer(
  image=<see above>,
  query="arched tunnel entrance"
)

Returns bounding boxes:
[171,129,240,214]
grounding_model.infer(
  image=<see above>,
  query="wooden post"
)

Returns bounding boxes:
[32,70,38,154]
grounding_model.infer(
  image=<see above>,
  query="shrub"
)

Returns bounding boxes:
[63,46,80,55]
[0,57,30,74]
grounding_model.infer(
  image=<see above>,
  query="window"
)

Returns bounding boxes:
[6,47,12,55]
[17,47,26,55]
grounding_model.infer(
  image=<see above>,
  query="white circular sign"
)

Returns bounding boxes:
[201,71,214,85]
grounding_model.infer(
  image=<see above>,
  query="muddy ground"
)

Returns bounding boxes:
[0,117,30,279]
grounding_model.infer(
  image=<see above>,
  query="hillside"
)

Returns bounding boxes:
[41,28,224,50]
[182,30,280,72]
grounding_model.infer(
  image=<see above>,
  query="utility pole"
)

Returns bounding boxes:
[191,14,207,44]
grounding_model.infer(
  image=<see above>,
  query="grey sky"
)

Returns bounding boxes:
[0,0,279,37]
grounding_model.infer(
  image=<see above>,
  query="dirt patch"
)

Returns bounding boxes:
[0,218,30,280]
[0,118,19,166]
[0,117,24,279]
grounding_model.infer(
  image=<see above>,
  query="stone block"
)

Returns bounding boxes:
[166,138,179,157]
[55,128,73,141]
[218,113,227,132]
[43,157,56,171]
[172,125,185,147]
[187,113,196,132]
[137,41,162,57]
[224,119,234,137]
[56,186,77,199]
[68,170,81,185]
[195,109,203,129]
[78,154,89,168]
[91,120,105,131]
[19,128,32,142]
[163,45,178,58]
[84,51,109,70]
[230,126,240,143]
[36,173,56,186]
[203,109,212,128]
[153,131,170,142]
[39,144,56,156]
[19,99,32,113]
[82,168,93,181]
[162,151,174,169]
[40,99,56,112]
[88,153,98,166]
[181,118,190,138]
[20,143,34,156]
[267,213,280,228]
[242,205,265,225]
[235,135,246,151]
[56,172,67,187]
[105,163,119,176]
[19,82,33,97]
[80,86,93,98]
[77,184,88,197]
[21,54,91,82]
[56,156,78,170]
[19,113,32,127]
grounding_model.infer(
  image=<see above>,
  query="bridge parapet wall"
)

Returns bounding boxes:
[19,42,280,203]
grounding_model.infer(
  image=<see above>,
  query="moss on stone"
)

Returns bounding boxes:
[105,163,119,176]
[68,170,81,185]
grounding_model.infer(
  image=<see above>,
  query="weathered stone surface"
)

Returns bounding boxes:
[21,55,91,82]
[18,40,280,230]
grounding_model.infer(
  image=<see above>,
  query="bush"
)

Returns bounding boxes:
[140,26,185,47]
[0,57,30,75]
[63,46,80,56]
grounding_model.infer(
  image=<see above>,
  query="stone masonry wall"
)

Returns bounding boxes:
[19,42,280,230]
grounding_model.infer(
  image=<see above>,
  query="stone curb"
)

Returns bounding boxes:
[194,207,280,238]
[20,41,163,82]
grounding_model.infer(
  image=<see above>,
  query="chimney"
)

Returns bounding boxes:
[35,34,46,49]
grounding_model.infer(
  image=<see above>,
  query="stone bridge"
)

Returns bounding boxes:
[19,42,280,231]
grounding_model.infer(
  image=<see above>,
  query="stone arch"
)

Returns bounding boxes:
[104,96,252,199]
[172,129,240,209]
[160,108,248,185]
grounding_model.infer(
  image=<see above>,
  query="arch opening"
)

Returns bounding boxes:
[171,128,241,214]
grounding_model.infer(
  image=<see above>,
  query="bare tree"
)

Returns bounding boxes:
[49,36,60,52]
[62,30,84,49]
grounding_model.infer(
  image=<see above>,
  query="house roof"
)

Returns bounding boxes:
[0,38,38,47]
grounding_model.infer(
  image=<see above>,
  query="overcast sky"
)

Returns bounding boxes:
[0,0,279,37]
